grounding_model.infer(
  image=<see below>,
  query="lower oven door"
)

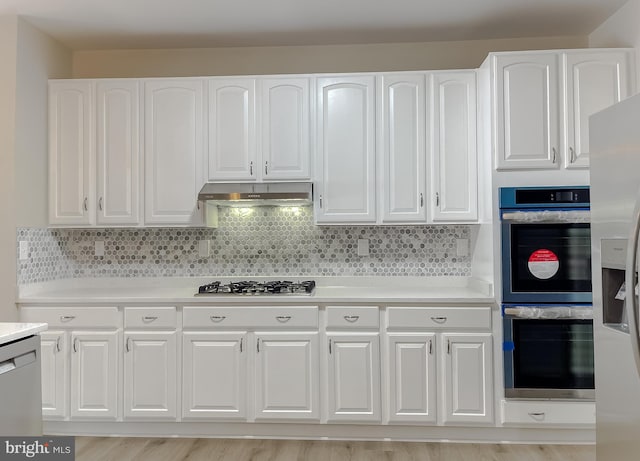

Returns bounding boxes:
[503,304,594,400]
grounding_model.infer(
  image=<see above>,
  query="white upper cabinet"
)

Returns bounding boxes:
[315,76,377,224]
[430,71,478,222]
[494,53,560,170]
[260,77,311,180]
[208,79,257,181]
[491,49,634,171]
[49,81,94,226]
[96,80,141,225]
[144,79,204,226]
[378,74,427,223]
[563,50,633,169]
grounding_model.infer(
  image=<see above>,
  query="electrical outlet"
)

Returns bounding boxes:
[95,241,105,257]
[456,238,469,257]
[357,239,370,256]
[198,240,210,258]
[19,241,29,261]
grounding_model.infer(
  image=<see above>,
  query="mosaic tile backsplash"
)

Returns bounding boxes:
[17,207,471,285]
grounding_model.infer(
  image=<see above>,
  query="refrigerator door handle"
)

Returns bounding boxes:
[625,194,640,379]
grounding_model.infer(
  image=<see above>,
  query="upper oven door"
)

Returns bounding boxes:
[502,217,592,303]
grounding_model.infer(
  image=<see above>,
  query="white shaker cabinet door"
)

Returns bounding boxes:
[564,50,633,169]
[254,332,319,421]
[315,76,376,223]
[123,331,177,420]
[40,331,68,420]
[431,71,478,222]
[208,79,257,181]
[144,79,204,226]
[48,81,94,226]
[69,331,119,420]
[494,53,560,170]
[96,80,141,225]
[326,333,381,422]
[261,77,311,180]
[378,74,427,223]
[386,334,437,424]
[441,333,493,425]
[182,332,248,420]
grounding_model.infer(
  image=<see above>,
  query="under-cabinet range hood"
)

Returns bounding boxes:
[197,182,313,207]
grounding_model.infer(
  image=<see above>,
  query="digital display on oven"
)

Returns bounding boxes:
[515,188,590,205]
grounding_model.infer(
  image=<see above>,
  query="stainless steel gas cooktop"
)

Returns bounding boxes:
[195,280,316,296]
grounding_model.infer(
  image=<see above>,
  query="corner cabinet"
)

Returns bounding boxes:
[144,79,204,226]
[315,76,377,224]
[430,71,478,222]
[490,48,634,170]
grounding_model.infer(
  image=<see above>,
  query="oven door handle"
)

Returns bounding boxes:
[503,306,593,320]
[626,193,640,380]
[501,210,590,224]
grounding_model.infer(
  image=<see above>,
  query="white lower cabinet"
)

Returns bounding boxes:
[326,333,381,423]
[441,333,493,425]
[386,334,437,424]
[254,332,319,421]
[123,331,178,419]
[40,331,68,419]
[385,307,493,426]
[70,331,119,420]
[182,332,248,420]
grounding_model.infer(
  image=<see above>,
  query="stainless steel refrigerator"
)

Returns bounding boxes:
[591,92,640,460]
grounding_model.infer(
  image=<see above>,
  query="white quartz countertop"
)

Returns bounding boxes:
[17,277,494,305]
[0,323,48,346]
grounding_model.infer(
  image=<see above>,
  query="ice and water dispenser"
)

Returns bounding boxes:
[601,239,630,332]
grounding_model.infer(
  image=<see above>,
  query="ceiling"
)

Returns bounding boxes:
[0,0,629,50]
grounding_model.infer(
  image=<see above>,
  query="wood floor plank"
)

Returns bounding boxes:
[74,437,595,461]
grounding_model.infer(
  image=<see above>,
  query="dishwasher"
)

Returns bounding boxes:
[0,335,42,435]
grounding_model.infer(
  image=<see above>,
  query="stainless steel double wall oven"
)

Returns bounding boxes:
[500,186,594,400]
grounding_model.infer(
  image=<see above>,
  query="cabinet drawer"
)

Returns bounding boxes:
[386,307,491,330]
[183,306,318,329]
[124,307,177,329]
[326,306,379,329]
[20,307,119,328]
[501,400,595,427]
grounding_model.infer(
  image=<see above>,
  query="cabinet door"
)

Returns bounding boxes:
[144,79,204,225]
[378,74,427,223]
[254,332,319,421]
[327,333,381,422]
[182,332,247,420]
[495,53,560,170]
[40,331,68,420]
[96,80,141,225]
[316,76,376,223]
[431,72,478,222]
[564,50,633,169]
[123,331,177,420]
[70,331,119,420]
[48,81,94,226]
[386,334,437,424]
[441,333,493,425]
[208,79,256,181]
[261,77,311,180]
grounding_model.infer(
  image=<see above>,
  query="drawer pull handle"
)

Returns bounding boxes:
[60,316,76,322]
[344,315,360,322]
[210,316,226,323]
[142,316,158,322]
[276,316,292,323]
[430,316,447,323]
[528,412,546,420]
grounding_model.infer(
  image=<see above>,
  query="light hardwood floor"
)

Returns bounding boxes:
[75,437,595,461]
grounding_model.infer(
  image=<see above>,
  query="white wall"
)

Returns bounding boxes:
[15,20,72,228]
[590,0,640,91]
[0,16,19,321]
[72,35,587,78]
